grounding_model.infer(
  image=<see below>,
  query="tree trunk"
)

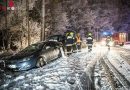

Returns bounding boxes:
[26,0,31,45]
[41,0,45,41]
[0,21,5,50]
[5,0,10,50]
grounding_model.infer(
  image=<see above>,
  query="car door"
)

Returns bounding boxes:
[52,42,61,58]
[41,42,60,63]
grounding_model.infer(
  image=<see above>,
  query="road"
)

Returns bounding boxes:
[0,45,130,90]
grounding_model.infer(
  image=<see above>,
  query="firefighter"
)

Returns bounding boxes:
[64,31,76,55]
[86,32,93,52]
[76,33,82,51]
[106,36,111,50]
[65,31,75,45]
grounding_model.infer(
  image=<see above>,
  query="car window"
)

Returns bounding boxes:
[20,43,44,53]
[48,36,58,41]
[59,36,63,41]
[44,42,56,50]
[45,46,51,50]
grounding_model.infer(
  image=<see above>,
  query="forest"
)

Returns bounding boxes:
[0,0,130,51]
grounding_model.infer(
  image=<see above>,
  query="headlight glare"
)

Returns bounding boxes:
[8,65,16,68]
[109,41,114,46]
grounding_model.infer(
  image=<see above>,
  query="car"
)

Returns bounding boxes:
[47,35,65,44]
[0,51,14,69]
[4,41,63,71]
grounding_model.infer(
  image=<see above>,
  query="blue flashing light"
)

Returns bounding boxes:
[103,31,113,36]
[103,32,108,36]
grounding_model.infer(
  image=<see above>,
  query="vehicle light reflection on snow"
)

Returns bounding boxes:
[108,41,114,46]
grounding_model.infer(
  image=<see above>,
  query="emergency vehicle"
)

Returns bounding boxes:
[112,32,130,46]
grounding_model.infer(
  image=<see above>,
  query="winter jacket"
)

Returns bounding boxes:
[65,32,75,45]
[86,36,93,45]
[76,34,81,44]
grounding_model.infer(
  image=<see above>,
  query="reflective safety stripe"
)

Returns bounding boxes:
[67,36,73,39]
[76,36,81,43]
[87,37,92,39]
[66,32,75,39]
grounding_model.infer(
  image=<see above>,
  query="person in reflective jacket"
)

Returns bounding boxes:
[64,31,76,54]
[86,33,93,52]
[76,33,82,51]
[106,36,111,50]
[106,36,111,46]
[65,31,76,46]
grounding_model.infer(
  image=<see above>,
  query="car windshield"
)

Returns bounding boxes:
[20,43,44,53]
[48,36,58,41]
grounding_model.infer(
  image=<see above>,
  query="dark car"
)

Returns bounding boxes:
[4,41,63,71]
[0,51,14,69]
[47,35,65,44]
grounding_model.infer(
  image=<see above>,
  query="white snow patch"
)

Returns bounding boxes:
[14,76,25,81]
[24,84,29,87]
[26,74,32,78]
[3,83,9,87]
[33,76,42,80]
[123,44,130,50]
[36,85,44,90]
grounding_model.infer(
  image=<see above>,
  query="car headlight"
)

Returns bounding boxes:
[8,64,17,68]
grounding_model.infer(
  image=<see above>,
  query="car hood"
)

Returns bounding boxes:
[6,51,38,62]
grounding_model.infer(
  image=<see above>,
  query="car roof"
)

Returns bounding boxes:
[37,40,61,44]
[49,35,64,37]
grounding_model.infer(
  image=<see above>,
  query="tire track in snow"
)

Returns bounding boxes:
[101,54,130,90]
[114,47,130,65]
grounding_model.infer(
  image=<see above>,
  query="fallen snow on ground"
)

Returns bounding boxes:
[1,48,96,90]
[123,44,130,50]
[107,49,130,82]
[0,46,130,90]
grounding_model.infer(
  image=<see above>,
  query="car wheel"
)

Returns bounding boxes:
[58,52,61,58]
[36,57,46,68]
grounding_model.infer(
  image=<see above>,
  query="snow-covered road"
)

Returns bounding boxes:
[0,45,130,90]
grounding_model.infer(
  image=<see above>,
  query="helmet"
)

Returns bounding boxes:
[107,36,110,39]
[88,32,92,36]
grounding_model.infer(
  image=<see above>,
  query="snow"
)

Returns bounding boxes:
[123,43,130,50]
[0,47,97,89]
[0,45,130,90]
[23,84,29,87]
[36,85,44,90]
[107,50,130,82]
[14,76,25,81]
